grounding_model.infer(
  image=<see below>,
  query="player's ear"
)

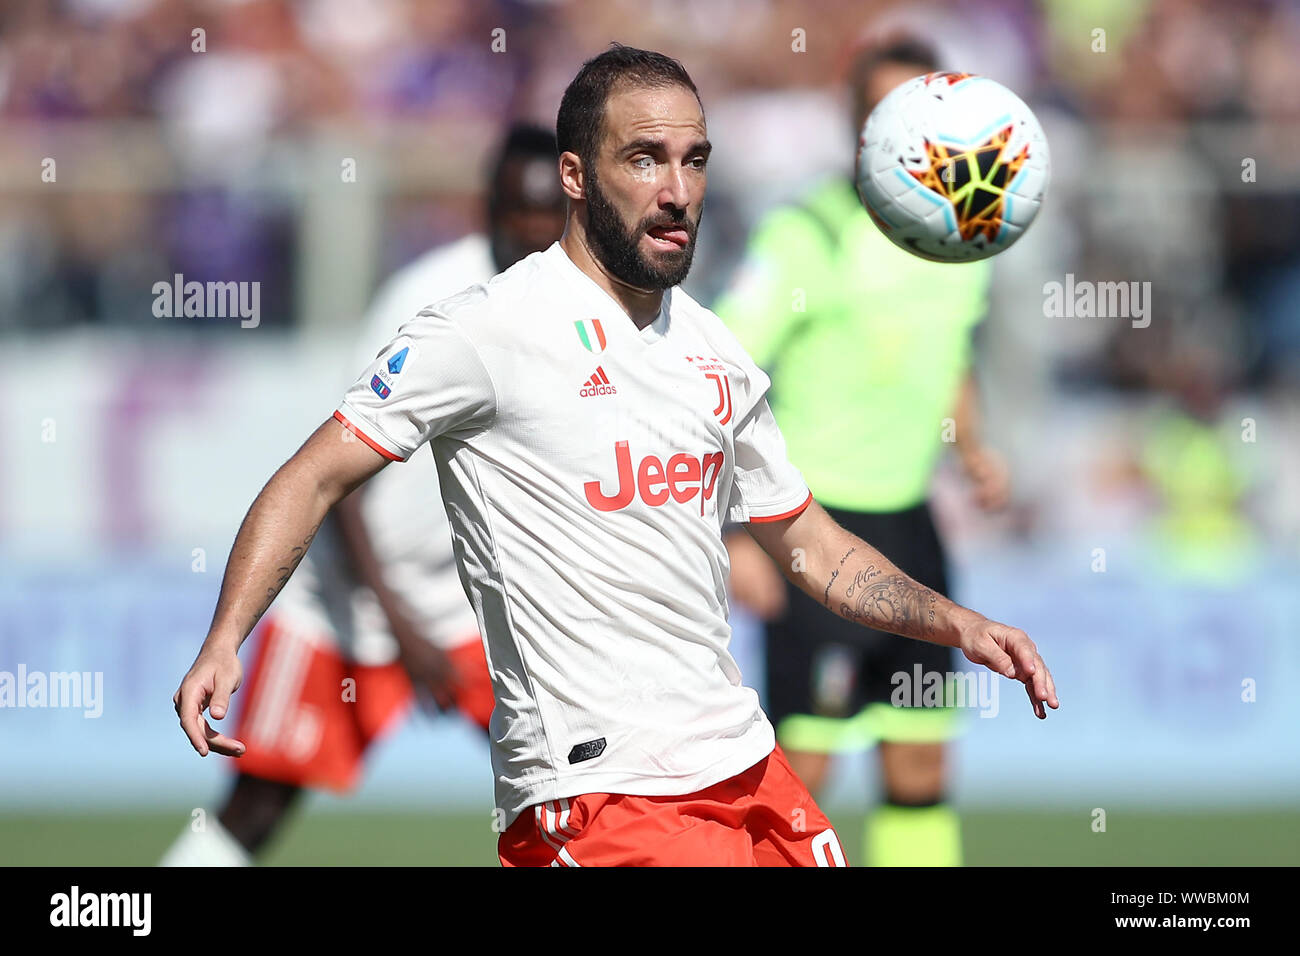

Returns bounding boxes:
[558,151,585,202]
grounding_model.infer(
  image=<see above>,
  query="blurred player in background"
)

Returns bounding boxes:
[174,45,1055,868]
[716,36,1009,867]
[161,124,566,866]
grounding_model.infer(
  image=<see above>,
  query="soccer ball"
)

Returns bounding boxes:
[855,72,1050,262]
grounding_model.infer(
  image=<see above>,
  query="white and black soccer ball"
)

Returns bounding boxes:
[855,72,1050,262]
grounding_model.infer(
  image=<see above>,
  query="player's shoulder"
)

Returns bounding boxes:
[383,234,494,298]
[668,284,715,329]
[764,176,862,253]
[671,288,765,376]
[412,242,559,338]
[804,174,860,213]
[754,175,857,232]
[362,234,495,347]
[675,289,774,420]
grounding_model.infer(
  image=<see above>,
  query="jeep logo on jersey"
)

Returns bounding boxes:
[574,318,607,353]
[584,441,724,516]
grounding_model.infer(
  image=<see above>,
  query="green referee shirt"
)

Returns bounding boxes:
[714,176,992,513]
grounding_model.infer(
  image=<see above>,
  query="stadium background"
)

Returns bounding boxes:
[1,0,1298,866]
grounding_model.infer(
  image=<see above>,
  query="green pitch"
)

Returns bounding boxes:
[2,807,1296,866]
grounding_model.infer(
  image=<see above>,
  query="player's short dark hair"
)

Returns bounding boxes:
[848,34,940,125]
[556,43,701,171]
[491,123,558,178]
[489,122,557,186]
[486,122,559,218]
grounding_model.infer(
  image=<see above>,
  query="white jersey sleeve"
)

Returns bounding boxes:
[683,300,811,525]
[272,237,495,658]
[727,394,812,524]
[351,235,495,371]
[335,304,497,460]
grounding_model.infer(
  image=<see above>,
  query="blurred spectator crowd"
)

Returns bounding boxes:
[1,0,1298,556]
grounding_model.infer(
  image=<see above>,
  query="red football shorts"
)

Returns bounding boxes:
[232,616,493,791]
[498,745,849,867]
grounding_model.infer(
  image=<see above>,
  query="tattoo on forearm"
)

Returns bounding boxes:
[247,521,321,633]
[837,573,938,637]
[843,564,880,598]
[822,547,857,606]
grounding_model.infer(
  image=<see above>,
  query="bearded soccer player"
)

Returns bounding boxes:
[175,44,1057,868]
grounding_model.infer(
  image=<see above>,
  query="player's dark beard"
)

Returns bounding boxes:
[584,167,700,290]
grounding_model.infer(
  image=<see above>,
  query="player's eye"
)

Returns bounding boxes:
[632,156,655,169]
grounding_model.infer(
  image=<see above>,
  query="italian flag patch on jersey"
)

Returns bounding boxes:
[574,318,607,353]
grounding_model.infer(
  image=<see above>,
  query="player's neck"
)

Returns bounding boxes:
[560,230,664,330]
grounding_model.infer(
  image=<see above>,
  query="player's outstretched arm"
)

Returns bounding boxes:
[745,498,1059,719]
[173,417,392,756]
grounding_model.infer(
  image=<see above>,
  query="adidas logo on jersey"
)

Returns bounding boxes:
[579,366,617,397]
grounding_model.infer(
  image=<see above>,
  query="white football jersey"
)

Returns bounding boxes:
[335,242,812,824]
[271,235,492,660]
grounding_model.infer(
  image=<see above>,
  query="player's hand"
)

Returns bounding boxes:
[961,446,1010,512]
[173,642,245,757]
[957,617,1058,719]
[725,532,788,620]
[400,640,462,714]
[386,610,461,713]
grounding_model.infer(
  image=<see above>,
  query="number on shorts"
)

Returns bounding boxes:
[811,828,847,867]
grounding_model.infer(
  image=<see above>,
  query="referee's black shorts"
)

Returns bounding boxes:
[764,500,961,752]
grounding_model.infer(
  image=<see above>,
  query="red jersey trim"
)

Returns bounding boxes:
[748,491,813,524]
[332,410,405,462]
